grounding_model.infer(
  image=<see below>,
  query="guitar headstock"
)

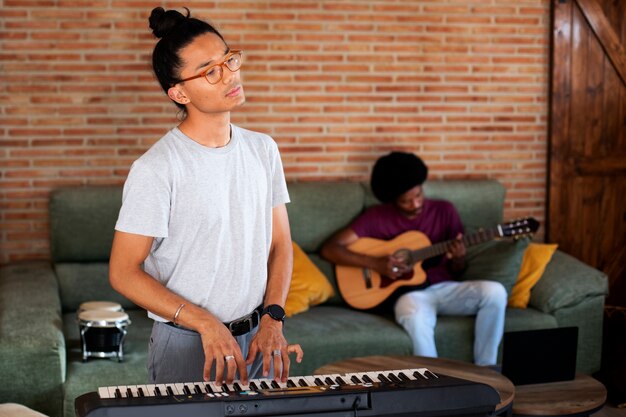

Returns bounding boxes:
[498,217,540,239]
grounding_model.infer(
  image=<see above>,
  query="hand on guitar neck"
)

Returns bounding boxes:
[445,233,467,273]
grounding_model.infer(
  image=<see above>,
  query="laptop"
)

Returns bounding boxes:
[501,327,578,385]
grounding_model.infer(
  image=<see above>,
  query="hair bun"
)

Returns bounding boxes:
[149,7,189,39]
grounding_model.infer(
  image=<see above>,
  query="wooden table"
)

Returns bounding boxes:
[315,355,515,415]
[512,374,606,417]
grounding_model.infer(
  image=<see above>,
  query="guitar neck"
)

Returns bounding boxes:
[410,228,499,262]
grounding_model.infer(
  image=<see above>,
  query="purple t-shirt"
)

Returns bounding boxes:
[350,199,464,285]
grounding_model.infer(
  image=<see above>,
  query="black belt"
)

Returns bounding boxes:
[224,304,263,336]
[165,304,263,337]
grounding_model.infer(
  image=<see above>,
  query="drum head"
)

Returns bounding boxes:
[79,310,130,327]
[78,301,123,312]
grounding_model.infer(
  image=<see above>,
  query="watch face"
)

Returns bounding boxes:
[267,305,285,321]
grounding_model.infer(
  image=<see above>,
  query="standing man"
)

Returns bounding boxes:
[109,7,300,386]
[321,152,506,366]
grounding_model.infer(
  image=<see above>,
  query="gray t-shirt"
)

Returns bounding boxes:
[115,125,290,322]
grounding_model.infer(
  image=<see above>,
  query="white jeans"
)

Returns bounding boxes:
[394,280,507,366]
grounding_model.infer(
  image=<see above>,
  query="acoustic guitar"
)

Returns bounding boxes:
[336,217,540,310]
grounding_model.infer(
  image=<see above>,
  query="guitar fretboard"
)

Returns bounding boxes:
[410,228,498,262]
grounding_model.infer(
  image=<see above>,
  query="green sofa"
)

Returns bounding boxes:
[0,180,608,417]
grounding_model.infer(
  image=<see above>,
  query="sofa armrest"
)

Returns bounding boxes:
[529,250,609,313]
[0,262,65,417]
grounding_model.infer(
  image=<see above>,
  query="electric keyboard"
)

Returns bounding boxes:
[75,368,500,417]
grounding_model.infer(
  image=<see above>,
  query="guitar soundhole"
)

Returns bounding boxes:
[380,270,415,288]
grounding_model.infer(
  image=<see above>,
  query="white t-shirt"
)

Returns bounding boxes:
[115,125,290,322]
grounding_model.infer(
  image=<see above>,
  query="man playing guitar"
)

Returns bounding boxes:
[321,152,507,366]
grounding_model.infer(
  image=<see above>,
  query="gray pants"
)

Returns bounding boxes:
[147,321,268,383]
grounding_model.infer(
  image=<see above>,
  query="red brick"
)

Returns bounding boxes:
[0,0,550,264]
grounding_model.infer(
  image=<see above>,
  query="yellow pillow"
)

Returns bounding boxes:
[284,242,335,317]
[508,243,558,308]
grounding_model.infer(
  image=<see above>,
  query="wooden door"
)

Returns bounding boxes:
[549,0,626,306]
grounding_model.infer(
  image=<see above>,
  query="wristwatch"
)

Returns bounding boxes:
[262,304,286,322]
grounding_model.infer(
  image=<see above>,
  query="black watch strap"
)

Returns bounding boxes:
[262,304,286,322]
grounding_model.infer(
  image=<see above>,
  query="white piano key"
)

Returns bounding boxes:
[329,373,345,385]
[107,387,117,398]
[342,372,363,385]
[174,383,187,395]
[208,381,224,393]
[145,384,156,397]
[98,387,110,399]
[409,367,429,379]
[117,385,128,398]
[127,385,139,398]
[304,375,320,386]
[136,384,149,397]
[184,382,199,395]
[255,378,274,390]
[167,384,181,395]
[274,379,289,389]
[359,371,379,382]
[155,383,168,396]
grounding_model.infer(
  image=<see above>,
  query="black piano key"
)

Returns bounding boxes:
[260,381,270,390]
[324,377,334,385]
[183,385,191,395]
[287,379,296,388]
[154,387,162,397]
[114,388,122,399]
[313,377,324,386]
[387,372,402,383]
[166,386,175,396]
[222,384,231,392]
[126,388,133,398]
[335,376,347,385]
[398,372,411,381]
[249,382,259,390]
[362,374,374,384]
[138,387,145,397]
[204,383,213,393]
[233,382,242,392]
[424,370,438,379]
[351,375,362,384]
[377,373,391,384]
[298,378,308,387]
[413,371,427,380]
[194,385,202,394]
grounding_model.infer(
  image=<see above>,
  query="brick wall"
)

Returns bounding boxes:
[0,0,550,264]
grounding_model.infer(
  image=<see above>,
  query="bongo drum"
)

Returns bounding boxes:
[78,301,123,314]
[78,309,131,362]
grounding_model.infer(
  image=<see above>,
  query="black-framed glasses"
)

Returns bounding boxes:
[177,50,243,85]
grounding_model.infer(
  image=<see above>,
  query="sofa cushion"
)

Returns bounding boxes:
[287,182,365,253]
[530,250,609,313]
[55,263,135,312]
[508,243,558,308]
[0,263,65,417]
[285,242,334,317]
[463,238,530,295]
[50,187,122,263]
[284,306,413,376]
